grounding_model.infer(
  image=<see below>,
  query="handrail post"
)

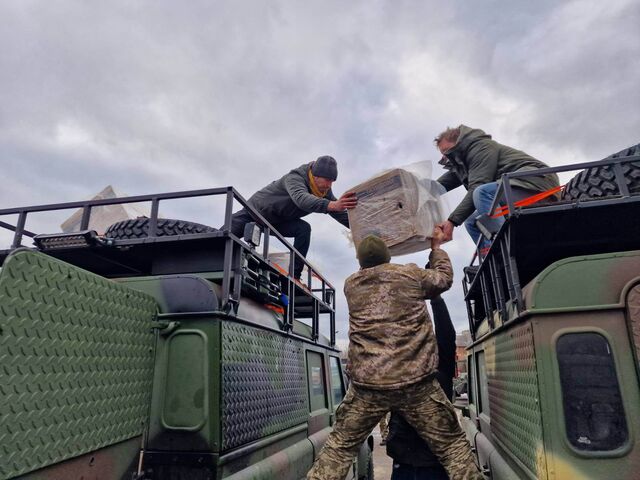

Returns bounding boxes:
[11,212,27,249]
[613,162,631,197]
[149,198,160,237]
[221,188,236,312]
[80,205,92,230]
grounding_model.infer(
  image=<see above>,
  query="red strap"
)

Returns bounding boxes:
[491,186,563,218]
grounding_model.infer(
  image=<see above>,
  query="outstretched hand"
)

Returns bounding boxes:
[431,225,446,250]
[328,191,358,212]
[436,220,454,242]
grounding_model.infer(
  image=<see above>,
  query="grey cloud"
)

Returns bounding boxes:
[1,0,638,340]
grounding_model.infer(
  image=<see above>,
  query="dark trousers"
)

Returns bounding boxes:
[230,209,311,279]
[391,463,449,480]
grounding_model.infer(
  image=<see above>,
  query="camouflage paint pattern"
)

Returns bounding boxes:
[307,378,482,480]
[464,250,640,480]
[119,274,358,480]
[523,250,640,311]
[344,248,453,389]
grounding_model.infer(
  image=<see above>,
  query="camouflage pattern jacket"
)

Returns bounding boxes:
[344,248,453,390]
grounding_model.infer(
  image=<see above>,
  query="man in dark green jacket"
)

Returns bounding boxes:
[230,156,356,279]
[435,125,559,250]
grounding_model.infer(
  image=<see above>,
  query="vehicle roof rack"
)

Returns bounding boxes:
[464,148,640,340]
[0,186,338,346]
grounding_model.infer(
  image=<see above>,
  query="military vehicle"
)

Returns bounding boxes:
[0,188,373,479]
[460,143,640,479]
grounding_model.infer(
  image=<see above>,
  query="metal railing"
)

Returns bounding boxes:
[464,151,640,339]
[0,186,337,346]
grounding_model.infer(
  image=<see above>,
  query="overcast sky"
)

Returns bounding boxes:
[1,0,639,342]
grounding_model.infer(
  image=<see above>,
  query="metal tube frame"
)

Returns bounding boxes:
[464,153,640,339]
[0,185,337,346]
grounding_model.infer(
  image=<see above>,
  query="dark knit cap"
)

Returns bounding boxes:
[357,235,391,269]
[311,155,338,181]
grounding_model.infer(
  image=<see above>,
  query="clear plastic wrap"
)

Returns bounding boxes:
[347,161,447,256]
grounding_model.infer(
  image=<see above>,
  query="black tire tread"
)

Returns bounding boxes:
[104,217,216,239]
[561,143,640,201]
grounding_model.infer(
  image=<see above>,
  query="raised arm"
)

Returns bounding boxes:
[418,226,453,298]
[447,141,499,226]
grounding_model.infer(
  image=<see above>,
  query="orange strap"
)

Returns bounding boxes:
[491,185,563,218]
[265,304,285,315]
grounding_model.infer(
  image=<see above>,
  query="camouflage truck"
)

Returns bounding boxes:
[460,143,640,479]
[0,188,373,480]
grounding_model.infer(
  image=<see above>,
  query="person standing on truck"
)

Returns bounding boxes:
[229,155,357,279]
[306,232,482,480]
[435,125,559,251]
[385,295,457,480]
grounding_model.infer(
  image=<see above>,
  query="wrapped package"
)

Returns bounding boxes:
[347,161,447,256]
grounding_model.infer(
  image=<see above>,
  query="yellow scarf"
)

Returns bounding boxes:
[308,169,329,198]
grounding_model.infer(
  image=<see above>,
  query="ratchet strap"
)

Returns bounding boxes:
[491,185,563,218]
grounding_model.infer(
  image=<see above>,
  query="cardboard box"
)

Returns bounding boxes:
[348,168,446,256]
[61,185,149,234]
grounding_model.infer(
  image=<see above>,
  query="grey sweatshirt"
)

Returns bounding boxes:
[247,163,349,227]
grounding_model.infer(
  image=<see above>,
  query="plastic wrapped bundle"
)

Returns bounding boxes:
[347,161,447,256]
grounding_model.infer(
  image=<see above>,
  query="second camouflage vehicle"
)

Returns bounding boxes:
[460,143,640,479]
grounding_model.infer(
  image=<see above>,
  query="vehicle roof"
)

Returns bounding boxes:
[522,250,640,312]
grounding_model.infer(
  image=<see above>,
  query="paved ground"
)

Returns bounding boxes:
[371,426,393,480]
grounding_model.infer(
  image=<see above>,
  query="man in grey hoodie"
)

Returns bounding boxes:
[230,156,357,279]
[435,126,559,250]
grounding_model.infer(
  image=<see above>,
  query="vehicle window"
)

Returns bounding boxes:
[476,351,490,415]
[557,332,628,451]
[329,356,345,409]
[307,351,327,412]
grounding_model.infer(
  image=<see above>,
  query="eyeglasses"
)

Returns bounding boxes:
[440,150,455,164]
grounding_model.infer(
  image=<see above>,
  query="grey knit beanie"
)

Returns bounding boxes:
[311,156,338,181]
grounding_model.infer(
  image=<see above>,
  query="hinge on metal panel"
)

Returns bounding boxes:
[224,296,239,315]
[150,320,180,336]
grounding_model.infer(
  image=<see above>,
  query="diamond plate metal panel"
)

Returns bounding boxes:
[221,322,307,450]
[0,250,157,479]
[487,323,546,478]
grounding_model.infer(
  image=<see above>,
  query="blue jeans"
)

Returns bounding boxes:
[463,182,535,249]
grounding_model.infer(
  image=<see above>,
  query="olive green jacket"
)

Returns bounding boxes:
[437,125,560,226]
[344,248,453,390]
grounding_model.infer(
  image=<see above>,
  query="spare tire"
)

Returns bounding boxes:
[105,217,217,240]
[561,143,640,201]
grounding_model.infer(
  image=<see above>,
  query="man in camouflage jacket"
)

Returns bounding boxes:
[306,233,482,480]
